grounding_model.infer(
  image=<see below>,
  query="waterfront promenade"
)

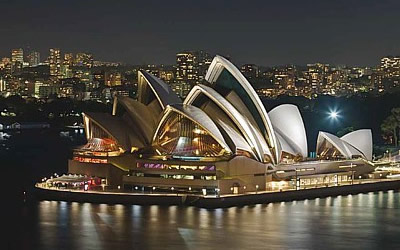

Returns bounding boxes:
[35,178,400,208]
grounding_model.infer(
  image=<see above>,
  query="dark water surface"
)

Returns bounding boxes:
[3,130,400,249]
[13,191,400,250]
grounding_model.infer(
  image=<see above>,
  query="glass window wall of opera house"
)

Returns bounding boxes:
[66,56,375,195]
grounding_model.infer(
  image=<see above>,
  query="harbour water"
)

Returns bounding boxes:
[4,129,400,249]
[14,191,400,249]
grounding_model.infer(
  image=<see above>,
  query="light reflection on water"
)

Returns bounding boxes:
[21,192,400,249]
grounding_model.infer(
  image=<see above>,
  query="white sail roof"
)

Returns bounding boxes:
[184,84,271,162]
[317,131,368,160]
[341,129,373,161]
[137,70,181,109]
[215,119,255,158]
[268,104,308,158]
[205,55,279,163]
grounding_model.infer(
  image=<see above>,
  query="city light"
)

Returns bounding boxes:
[330,111,338,119]
[328,109,341,120]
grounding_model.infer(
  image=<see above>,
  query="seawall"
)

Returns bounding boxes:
[34,179,400,208]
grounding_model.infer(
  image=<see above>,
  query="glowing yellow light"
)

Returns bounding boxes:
[193,128,202,134]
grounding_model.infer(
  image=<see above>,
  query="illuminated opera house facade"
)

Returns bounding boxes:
[69,55,374,195]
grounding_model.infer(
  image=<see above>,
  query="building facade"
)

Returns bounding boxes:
[27,51,40,66]
[68,55,374,194]
[49,48,61,80]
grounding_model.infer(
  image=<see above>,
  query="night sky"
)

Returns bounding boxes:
[1,0,399,66]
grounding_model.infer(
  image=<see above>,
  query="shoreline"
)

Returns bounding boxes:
[34,179,400,208]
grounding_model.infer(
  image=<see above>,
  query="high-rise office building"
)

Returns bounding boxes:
[159,68,174,83]
[175,51,197,98]
[11,48,24,72]
[380,56,400,78]
[105,72,122,86]
[176,51,198,82]
[27,51,40,66]
[74,69,92,85]
[64,53,74,67]
[49,48,61,80]
[93,71,105,86]
[370,70,383,90]
[61,64,73,79]
[11,48,24,64]
[0,57,11,70]
[75,53,94,68]
[305,63,329,93]
[196,50,212,82]
[62,53,74,79]
[273,65,296,90]
[240,64,260,81]
[175,50,211,98]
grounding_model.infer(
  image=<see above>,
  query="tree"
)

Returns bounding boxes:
[391,107,400,126]
[381,113,399,147]
[337,126,354,137]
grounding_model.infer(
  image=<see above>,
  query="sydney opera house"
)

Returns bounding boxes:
[68,55,375,195]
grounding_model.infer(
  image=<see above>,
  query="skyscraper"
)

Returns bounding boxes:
[64,53,74,67]
[75,53,94,68]
[27,51,40,66]
[0,57,11,71]
[174,50,211,98]
[61,53,74,79]
[380,56,400,78]
[196,50,212,82]
[11,48,24,64]
[49,48,61,80]
[305,63,329,93]
[11,48,24,72]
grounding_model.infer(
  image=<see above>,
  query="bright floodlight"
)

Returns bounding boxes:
[327,109,340,120]
[330,111,338,119]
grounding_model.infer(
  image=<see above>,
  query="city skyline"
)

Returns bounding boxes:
[2,45,399,68]
[1,0,400,66]
[2,46,400,100]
